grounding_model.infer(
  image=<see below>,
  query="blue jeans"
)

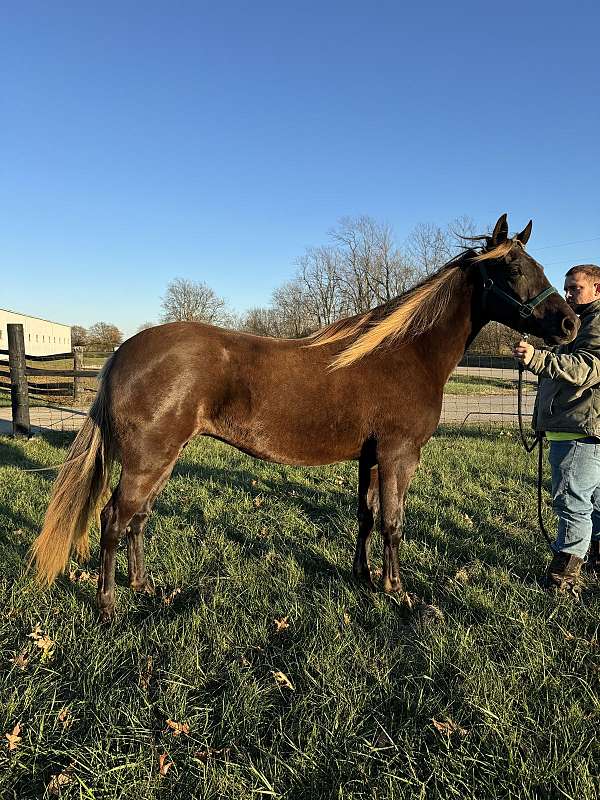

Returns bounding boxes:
[549,439,600,559]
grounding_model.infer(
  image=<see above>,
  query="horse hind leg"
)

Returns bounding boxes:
[126,468,173,593]
[353,450,379,588]
[97,460,176,620]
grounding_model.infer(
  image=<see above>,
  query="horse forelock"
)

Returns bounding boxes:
[473,239,523,263]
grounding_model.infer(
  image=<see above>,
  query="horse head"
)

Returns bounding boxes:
[474,214,579,345]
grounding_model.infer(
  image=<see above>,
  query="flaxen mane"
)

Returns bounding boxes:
[309,239,522,369]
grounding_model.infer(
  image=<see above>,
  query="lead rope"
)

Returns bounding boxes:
[516,353,555,551]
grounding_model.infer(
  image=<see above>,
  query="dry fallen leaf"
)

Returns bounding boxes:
[12,648,29,670]
[272,670,294,691]
[560,627,598,648]
[48,771,71,795]
[68,569,97,586]
[158,752,173,776]
[39,636,55,656]
[5,723,22,751]
[253,496,264,507]
[162,588,181,606]
[140,656,153,691]
[273,617,289,633]
[343,612,351,626]
[165,719,190,737]
[28,624,42,640]
[432,717,467,737]
[28,624,55,657]
[57,707,75,730]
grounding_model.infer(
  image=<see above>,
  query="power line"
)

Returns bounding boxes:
[543,258,600,267]
[534,236,600,251]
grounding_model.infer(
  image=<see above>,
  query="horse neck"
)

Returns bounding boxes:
[413,269,479,386]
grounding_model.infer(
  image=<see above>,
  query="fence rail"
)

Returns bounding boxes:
[0,325,107,436]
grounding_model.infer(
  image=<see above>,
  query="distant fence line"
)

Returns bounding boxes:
[458,353,521,370]
[0,324,106,436]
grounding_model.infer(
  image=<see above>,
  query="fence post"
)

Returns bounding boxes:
[73,346,84,403]
[7,324,31,438]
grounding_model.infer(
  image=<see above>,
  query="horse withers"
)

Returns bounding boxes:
[31,214,579,620]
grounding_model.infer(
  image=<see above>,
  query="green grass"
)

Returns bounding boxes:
[444,375,515,395]
[0,431,598,799]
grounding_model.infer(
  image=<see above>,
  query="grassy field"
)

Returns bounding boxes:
[444,375,515,395]
[0,430,598,799]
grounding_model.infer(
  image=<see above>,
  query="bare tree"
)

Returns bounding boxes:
[240,307,283,337]
[87,322,123,350]
[447,214,478,252]
[331,216,418,310]
[271,279,318,338]
[330,216,377,314]
[295,246,344,328]
[233,213,481,341]
[405,222,453,276]
[71,325,88,347]
[136,321,155,332]
[161,278,228,324]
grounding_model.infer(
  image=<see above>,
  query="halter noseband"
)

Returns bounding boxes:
[479,263,559,319]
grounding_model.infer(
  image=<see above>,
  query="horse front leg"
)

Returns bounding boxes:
[379,451,419,595]
[353,454,379,588]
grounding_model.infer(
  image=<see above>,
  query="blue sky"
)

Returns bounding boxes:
[1,1,599,337]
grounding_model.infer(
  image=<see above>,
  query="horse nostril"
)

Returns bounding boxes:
[562,317,577,336]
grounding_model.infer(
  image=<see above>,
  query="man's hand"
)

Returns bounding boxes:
[513,339,535,365]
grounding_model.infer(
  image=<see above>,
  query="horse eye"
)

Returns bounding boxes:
[508,267,523,278]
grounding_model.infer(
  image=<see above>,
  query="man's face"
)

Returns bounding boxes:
[564,272,600,309]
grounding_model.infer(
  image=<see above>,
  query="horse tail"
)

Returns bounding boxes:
[30,356,117,585]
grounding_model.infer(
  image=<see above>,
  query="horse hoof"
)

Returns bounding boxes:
[382,575,404,594]
[130,578,155,595]
[353,567,375,591]
[98,608,115,624]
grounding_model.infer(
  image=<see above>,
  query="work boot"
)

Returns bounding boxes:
[584,539,600,581]
[543,552,584,596]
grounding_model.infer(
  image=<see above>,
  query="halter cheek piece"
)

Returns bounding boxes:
[479,264,559,319]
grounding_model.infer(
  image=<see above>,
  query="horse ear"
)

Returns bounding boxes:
[516,219,533,246]
[491,214,509,246]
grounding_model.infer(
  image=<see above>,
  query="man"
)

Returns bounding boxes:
[513,264,600,593]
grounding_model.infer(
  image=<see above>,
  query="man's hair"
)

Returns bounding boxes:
[566,264,600,282]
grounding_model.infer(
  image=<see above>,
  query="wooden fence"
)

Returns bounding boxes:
[0,324,103,437]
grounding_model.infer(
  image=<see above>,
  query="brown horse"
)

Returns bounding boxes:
[32,214,579,619]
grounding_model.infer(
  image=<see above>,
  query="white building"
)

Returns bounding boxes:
[0,309,71,357]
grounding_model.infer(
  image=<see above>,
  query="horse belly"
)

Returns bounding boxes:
[205,408,364,467]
